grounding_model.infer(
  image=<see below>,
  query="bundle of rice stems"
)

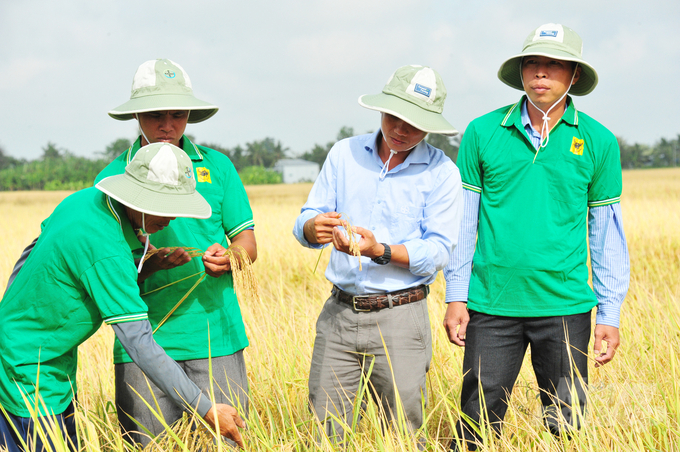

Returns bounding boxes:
[340,213,362,270]
[144,412,215,452]
[223,245,260,305]
[150,245,260,333]
[142,247,204,263]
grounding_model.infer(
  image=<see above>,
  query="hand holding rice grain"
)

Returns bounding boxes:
[149,243,261,334]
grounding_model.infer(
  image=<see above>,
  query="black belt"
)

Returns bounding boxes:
[333,285,429,312]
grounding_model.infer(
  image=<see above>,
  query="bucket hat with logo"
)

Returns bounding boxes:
[96,142,211,219]
[109,59,218,123]
[358,64,457,136]
[497,23,598,96]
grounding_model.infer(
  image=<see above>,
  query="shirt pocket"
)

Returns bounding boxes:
[389,201,424,241]
[544,156,591,206]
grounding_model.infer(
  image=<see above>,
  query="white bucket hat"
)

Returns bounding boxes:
[109,59,219,123]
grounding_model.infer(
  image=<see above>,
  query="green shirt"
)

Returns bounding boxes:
[458,96,622,317]
[95,136,254,363]
[0,189,148,417]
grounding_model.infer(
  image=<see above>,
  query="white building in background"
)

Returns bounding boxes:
[273,159,320,184]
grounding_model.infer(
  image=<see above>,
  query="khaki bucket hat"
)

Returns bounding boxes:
[109,59,219,123]
[96,143,211,219]
[497,23,598,96]
[358,65,458,136]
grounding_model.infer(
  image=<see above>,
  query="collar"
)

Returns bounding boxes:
[502,95,579,130]
[104,195,143,252]
[125,135,204,165]
[363,130,431,171]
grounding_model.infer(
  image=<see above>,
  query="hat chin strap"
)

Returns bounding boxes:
[134,113,153,146]
[378,131,426,181]
[137,212,150,274]
[521,63,578,163]
[379,149,398,180]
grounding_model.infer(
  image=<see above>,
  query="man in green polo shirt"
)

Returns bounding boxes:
[442,24,630,450]
[0,143,245,452]
[94,59,257,446]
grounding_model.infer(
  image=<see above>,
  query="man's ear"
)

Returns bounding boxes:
[572,65,582,86]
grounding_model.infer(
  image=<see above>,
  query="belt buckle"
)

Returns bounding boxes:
[352,294,371,312]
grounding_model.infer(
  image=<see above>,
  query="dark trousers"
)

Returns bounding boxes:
[0,402,77,452]
[452,310,591,451]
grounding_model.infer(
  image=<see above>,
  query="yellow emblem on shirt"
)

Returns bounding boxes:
[569,137,584,156]
[196,167,212,183]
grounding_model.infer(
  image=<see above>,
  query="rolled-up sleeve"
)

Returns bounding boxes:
[293,151,337,249]
[403,165,463,276]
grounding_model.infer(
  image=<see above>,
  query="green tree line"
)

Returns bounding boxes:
[0,132,678,191]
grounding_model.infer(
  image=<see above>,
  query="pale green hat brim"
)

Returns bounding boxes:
[358,93,458,136]
[498,46,598,96]
[96,173,212,219]
[109,94,218,123]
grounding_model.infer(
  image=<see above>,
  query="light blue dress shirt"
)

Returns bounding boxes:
[294,131,463,295]
[443,101,630,328]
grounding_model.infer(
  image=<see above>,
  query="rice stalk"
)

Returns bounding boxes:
[223,245,261,304]
[339,212,362,270]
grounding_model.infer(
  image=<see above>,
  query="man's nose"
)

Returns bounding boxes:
[160,116,173,130]
[394,120,408,135]
[535,63,548,78]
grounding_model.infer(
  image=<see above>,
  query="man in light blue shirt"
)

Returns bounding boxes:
[293,65,463,445]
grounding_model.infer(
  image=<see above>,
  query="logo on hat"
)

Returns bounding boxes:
[540,30,559,38]
[184,167,193,179]
[414,83,432,98]
[164,70,176,79]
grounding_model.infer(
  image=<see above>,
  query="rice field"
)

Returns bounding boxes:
[0,167,678,451]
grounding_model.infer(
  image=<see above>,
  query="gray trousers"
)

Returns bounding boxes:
[308,291,432,444]
[115,350,249,446]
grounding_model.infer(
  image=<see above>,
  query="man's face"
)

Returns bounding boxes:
[127,209,176,234]
[380,113,427,153]
[521,56,580,110]
[143,214,176,234]
[137,110,189,147]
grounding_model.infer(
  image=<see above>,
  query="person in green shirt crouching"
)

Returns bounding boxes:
[0,143,246,452]
[442,24,630,450]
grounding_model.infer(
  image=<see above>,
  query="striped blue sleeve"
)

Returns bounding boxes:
[444,190,480,303]
[588,203,630,328]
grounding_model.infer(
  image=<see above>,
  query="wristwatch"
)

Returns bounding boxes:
[371,243,391,265]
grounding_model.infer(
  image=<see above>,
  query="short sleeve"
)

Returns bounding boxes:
[79,256,148,324]
[457,123,482,194]
[588,136,622,207]
[219,159,255,238]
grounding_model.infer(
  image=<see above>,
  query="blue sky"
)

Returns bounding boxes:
[1,0,678,159]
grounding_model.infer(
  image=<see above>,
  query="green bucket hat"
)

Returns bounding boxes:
[358,65,458,136]
[95,143,211,219]
[109,59,219,123]
[497,23,598,96]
